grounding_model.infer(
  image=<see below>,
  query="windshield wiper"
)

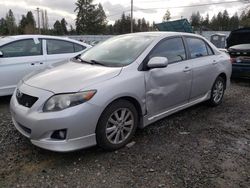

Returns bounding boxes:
[74,55,92,64]
[74,56,106,66]
[90,60,106,66]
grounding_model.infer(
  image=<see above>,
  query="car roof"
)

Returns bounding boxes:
[122,31,200,38]
[0,35,92,47]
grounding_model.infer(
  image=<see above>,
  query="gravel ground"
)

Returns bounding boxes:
[0,80,250,188]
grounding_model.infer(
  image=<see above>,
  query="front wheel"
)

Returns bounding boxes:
[96,100,138,151]
[208,76,225,106]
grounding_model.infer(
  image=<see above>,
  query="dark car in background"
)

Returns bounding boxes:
[227,28,250,78]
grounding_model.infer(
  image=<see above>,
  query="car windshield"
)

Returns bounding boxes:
[80,35,155,67]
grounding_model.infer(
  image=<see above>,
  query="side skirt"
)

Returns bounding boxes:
[141,91,211,128]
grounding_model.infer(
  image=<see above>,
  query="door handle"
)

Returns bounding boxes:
[183,66,191,72]
[30,62,44,66]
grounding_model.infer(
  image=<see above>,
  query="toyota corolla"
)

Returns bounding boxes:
[10,32,232,152]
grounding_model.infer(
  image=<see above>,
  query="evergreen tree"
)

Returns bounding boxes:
[61,18,68,35]
[0,18,8,35]
[222,10,230,30]
[229,13,239,30]
[53,20,63,35]
[5,9,17,35]
[240,10,250,27]
[75,0,107,34]
[190,12,201,30]
[163,10,171,22]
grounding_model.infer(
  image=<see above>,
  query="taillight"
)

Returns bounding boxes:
[230,58,236,64]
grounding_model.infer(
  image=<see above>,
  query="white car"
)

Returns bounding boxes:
[0,35,91,96]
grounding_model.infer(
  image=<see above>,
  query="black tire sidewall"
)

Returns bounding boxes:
[96,99,138,151]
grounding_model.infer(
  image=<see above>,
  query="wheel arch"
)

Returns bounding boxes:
[217,72,227,88]
[96,96,144,133]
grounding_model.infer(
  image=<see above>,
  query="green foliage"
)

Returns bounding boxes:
[0,6,249,36]
[53,20,64,35]
[163,10,171,22]
[109,13,155,34]
[240,10,250,27]
[5,9,17,35]
[19,11,36,34]
[74,0,107,34]
[190,9,243,31]
[0,18,8,35]
[61,18,68,35]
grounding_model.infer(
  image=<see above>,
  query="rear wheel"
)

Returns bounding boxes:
[96,100,138,151]
[208,76,225,106]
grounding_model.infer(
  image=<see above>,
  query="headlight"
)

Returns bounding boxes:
[43,90,96,112]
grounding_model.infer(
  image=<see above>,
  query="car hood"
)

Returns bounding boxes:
[24,61,122,93]
[228,44,250,52]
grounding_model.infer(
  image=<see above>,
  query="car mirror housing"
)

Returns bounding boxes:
[0,51,3,57]
[147,57,168,69]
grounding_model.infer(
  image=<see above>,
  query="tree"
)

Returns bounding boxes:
[5,9,17,35]
[18,11,36,34]
[240,10,250,27]
[202,13,210,29]
[229,13,239,30]
[53,20,63,35]
[61,18,68,35]
[163,10,171,22]
[222,10,230,30]
[74,0,107,34]
[190,12,201,30]
[93,4,107,34]
[0,18,8,35]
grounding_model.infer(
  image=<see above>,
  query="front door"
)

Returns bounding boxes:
[0,38,46,96]
[145,37,192,118]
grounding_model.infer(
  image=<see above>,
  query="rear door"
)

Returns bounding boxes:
[44,39,87,66]
[0,38,46,96]
[184,37,218,100]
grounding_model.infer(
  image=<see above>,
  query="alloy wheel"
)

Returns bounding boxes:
[105,108,134,144]
[213,80,224,103]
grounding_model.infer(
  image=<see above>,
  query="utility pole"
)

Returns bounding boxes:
[36,7,41,34]
[131,0,133,33]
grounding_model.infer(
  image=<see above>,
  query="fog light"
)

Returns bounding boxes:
[51,129,67,140]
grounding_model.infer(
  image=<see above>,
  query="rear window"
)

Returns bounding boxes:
[47,39,74,55]
[186,37,214,59]
[74,43,86,52]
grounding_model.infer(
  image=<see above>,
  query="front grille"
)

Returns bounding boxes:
[16,90,38,108]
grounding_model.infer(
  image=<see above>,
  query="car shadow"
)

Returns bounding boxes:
[0,95,11,105]
[231,78,250,87]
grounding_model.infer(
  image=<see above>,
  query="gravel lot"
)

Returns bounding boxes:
[0,80,249,188]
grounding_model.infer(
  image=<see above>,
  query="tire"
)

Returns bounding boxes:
[96,99,138,151]
[208,76,225,107]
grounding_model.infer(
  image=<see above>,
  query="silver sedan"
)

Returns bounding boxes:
[10,32,232,152]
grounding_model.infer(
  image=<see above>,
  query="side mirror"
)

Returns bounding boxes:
[0,51,3,57]
[147,57,168,69]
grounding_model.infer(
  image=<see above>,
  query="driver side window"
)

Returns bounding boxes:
[149,37,187,64]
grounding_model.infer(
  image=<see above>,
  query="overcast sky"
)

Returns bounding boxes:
[0,0,249,28]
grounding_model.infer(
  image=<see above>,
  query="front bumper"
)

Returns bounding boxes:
[232,63,250,78]
[10,83,102,152]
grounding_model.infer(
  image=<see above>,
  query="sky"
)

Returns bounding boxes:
[0,0,249,28]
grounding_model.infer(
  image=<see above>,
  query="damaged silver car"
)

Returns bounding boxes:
[10,32,232,152]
